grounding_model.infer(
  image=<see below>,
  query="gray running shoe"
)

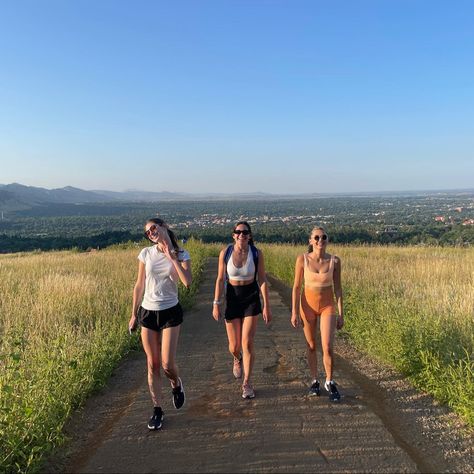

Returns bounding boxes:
[233,356,242,379]
[242,383,255,399]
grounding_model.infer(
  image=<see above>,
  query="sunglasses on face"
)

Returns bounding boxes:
[313,234,328,242]
[234,229,250,236]
[145,224,160,237]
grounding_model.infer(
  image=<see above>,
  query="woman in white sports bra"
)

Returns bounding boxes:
[291,226,344,402]
[212,221,272,399]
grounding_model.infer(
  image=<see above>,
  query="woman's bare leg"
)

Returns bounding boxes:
[225,318,243,359]
[161,325,181,388]
[141,327,162,406]
[241,316,258,385]
[320,314,336,381]
[301,317,318,380]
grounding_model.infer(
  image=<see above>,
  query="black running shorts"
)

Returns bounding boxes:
[137,303,183,332]
[225,281,262,321]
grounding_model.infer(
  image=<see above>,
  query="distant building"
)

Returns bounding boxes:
[434,216,445,222]
[462,219,474,226]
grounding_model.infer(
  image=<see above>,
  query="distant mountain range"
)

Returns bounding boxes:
[0,183,279,211]
[0,183,272,211]
[0,182,473,212]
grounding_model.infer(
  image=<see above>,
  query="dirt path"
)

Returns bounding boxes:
[46,258,473,473]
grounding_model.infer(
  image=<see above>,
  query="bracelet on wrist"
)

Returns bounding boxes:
[213,300,221,305]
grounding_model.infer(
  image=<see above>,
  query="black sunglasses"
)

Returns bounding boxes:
[234,229,250,236]
[313,234,327,242]
[144,224,160,237]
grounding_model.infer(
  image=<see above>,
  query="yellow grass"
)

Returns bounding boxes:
[262,243,474,426]
[0,240,216,473]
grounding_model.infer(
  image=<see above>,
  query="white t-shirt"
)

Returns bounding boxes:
[138,246,191,311]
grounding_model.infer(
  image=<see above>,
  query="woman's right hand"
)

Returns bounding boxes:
[128,314,138,334]
[212,304,221,321]
[290,313,300,328]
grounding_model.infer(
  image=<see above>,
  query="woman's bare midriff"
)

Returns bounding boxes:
[228,278,255,286]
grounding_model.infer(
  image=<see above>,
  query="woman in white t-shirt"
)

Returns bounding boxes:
[129,217,192,430]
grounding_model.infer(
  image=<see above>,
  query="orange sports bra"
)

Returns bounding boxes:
[303,253,335,289]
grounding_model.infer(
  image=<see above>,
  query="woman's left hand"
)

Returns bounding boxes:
[161,240,177,261]
[263,307,272,325]
[336,315,344,330]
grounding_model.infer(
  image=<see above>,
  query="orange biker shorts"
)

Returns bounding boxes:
[300,286,336,320]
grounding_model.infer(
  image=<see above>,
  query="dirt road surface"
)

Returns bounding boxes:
[46,259,473,473]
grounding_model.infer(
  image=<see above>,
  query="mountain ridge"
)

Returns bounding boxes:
[1,182,473,212]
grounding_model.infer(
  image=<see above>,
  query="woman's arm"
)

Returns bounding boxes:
[161,240,192,288]
[291,255,304,328]
[129,261,146,332]
[333,256,344,330]
[212,248,226,321]
[257,250,272,325]
[171,255,192,288]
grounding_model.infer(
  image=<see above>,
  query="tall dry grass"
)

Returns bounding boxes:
[262,243,474,427]
[0,239,215,473]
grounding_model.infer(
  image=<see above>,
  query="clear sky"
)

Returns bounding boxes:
[1,0,473,194]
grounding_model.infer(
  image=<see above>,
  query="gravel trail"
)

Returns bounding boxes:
[45,258,473,473]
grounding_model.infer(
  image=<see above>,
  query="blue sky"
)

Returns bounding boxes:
[0,0,473,194]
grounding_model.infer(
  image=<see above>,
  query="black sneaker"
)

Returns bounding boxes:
[309,380,321,396]
[148,407,163,430]
[172,377,185,409]
[324,380,341,402]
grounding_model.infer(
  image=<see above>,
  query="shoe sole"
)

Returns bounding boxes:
[148,422,163,430]
[172,377,185,409]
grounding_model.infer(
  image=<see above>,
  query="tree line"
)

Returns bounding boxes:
[1,224,473,254]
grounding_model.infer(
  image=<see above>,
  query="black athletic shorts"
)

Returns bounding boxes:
[225,281,262,321]
[137,303,183,332]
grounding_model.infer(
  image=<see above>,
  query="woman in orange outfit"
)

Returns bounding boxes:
[291,226,344,401]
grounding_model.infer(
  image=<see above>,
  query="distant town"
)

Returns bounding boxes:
[1,187,473,252]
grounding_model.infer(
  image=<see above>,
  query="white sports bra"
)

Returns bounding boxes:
[226,249,256,281]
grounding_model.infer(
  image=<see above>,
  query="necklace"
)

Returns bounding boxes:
[234,243,248,253]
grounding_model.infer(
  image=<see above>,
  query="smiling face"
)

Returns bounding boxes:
[233,224,251,244]
[310,228,328,250]
[144,220,166,243]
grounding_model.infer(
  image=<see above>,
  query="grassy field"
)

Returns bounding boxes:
[0,239,218,473]
[262,243,474,427]
[2,241,473,472]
